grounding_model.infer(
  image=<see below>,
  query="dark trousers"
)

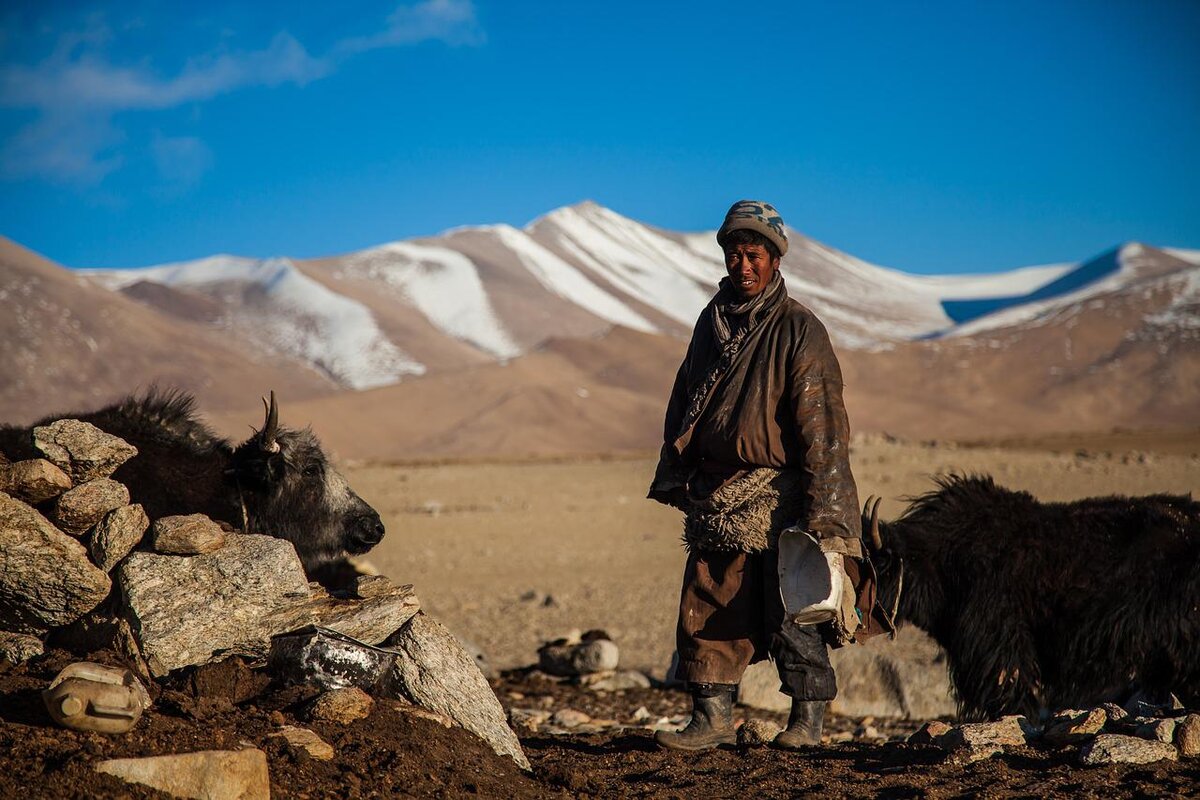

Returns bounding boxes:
[675,548,837,701]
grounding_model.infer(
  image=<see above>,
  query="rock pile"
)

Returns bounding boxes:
[0,418,530,792]
[910,698,1200,765]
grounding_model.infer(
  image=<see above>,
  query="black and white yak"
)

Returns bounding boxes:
[0,390,385,577]
[862,475,1200,720]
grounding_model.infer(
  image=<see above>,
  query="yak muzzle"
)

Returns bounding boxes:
[347,512,385,553]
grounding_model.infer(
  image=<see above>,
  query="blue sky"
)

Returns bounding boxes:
[1,1,1197,273]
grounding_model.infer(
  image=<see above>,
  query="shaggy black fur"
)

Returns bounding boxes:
[865,474,1200,720]
[0,389,385,576]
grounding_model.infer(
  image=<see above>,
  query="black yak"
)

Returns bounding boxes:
[862,475,1200,720]
[0,390,385,576]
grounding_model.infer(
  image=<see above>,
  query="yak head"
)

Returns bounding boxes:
[860,494,946,634]
[225,392,385,573]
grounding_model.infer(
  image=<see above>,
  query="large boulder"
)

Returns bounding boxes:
[386,612,530,770]
[33,420,137,484]
[1080,734,1178,766]
[0,494,111,632]
[829,626,957,719]
[119,536,420,676]
[118,535,312,676]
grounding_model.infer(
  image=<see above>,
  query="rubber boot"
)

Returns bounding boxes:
[773,699,825,749]
[655,684,737,751]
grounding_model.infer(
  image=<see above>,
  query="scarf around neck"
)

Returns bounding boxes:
[711,272,787,345]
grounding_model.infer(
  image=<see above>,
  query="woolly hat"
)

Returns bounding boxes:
[716,199,788,257]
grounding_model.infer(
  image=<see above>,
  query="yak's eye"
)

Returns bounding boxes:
[302,464,322,478]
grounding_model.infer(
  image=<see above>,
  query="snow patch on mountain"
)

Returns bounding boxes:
[339,241,522,359]
[87,256,423,389]
[528,203,722,326]
[484,224,658,333]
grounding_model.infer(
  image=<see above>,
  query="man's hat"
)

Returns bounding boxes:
[716,199,789,257]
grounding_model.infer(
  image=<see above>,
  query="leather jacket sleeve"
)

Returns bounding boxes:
[647,341,694,508]
[787,315,862,548]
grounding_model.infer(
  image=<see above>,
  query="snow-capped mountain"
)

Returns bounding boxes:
[2,202,1195,448]
[78,201,1200,391]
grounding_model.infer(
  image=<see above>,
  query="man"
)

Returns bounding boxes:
[649,200,862,751]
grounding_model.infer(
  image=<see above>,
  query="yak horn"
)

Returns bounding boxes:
[869,496,883,550]
[260,391,280,453]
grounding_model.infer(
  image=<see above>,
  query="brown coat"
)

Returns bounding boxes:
[648,276,861,549]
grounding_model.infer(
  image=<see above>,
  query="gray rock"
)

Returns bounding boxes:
[385,611,530,769]
[270,726,335,760]
[0,493,111,632]
[269,627,396,693]
[738,718,782,747]
[34,420,137,484]
[538,636,619,676]
[829,626,958,719]
[1079,734,1178,766]
[151,514,227,555]
[52,479,129,537]
[1044,707,1107,745]
[1135,717,1178,745]
[737,660,790,712]
[0,631,44,663]
[118,534,311,676]
[1177,714,1200,758]
[307,687,374,724]
[0,459,72,504]
[301,577,420,644]
[89,504,149,572]
[94,748,269,799]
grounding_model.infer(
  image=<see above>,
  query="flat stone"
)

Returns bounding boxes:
[738,718,782,747]
[270,725,334,761]
[34,420,137,484]
[151,514,227,555]
[118,534,311,676]
[89,504,149,572]
[0,631,44,663]
[1044,707,1108,745]
[0,459,72,504]
[52,479,129,537]
[550,708,591,727]
[942,715,1031,756]
[307,687,374,724]
[94,748,269,800]
[581,669,652,692]
[1079,734,1178,766]
[0,493,111,632]
[385,611,530,769]
[1177,714,1200,758]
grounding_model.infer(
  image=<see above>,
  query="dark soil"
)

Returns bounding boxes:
[3,651,1198,799]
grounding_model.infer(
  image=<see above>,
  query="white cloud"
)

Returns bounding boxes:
[0,1,483,185]
[151,133,214,189]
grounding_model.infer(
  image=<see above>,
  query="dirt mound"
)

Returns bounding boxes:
[0,649,537,799]
[8,651,1197,799]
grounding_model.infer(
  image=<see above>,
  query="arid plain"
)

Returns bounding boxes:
[346,429,1200,677]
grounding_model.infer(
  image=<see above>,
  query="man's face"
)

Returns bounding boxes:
[724,243,780,298]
